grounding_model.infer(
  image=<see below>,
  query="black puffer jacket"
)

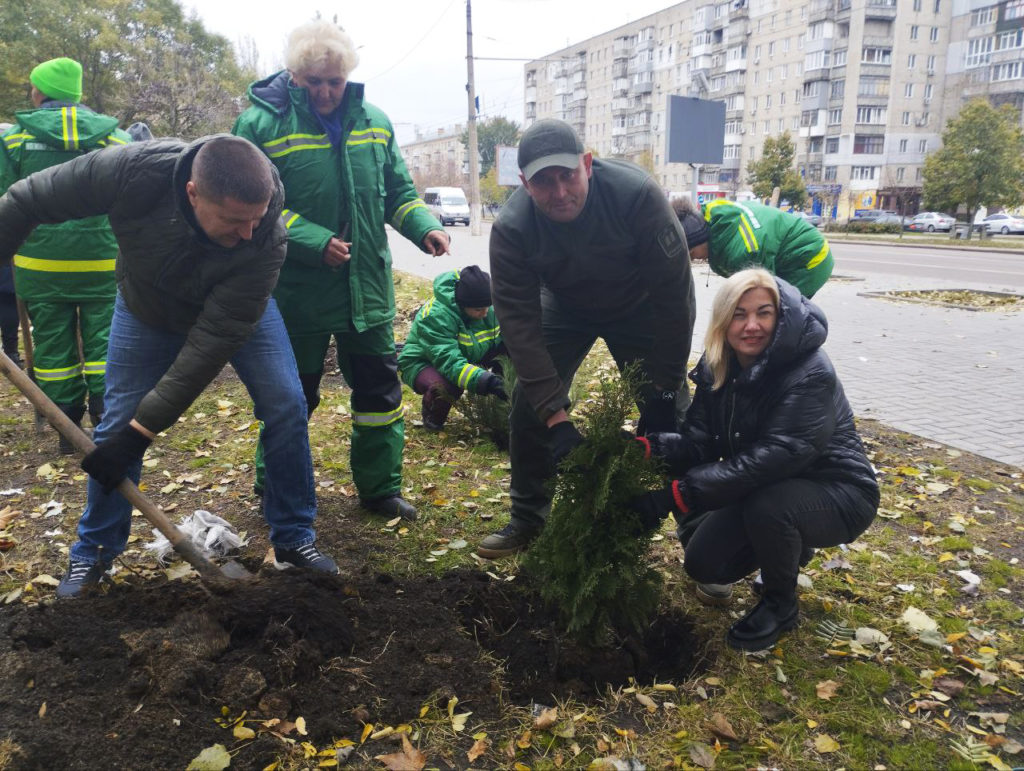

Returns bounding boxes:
[0,135,287,433]
[661,278,878,518]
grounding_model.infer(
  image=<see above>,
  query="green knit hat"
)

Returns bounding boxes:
[30,57,83,103]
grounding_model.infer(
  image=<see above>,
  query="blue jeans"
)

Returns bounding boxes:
[71,295,317,565]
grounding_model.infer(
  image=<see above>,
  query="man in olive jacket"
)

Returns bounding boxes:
[0,134,338,598]
[477,119,697,558]
[233,20,449,522]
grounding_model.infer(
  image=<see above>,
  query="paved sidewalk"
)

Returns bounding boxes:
[389,227,1024,469]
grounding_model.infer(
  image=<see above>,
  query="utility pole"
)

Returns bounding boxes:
[466,0,482,236]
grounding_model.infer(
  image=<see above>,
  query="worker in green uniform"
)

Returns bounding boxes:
[233,20,449,521]
[0,57,131,452]
[674,197,833,298]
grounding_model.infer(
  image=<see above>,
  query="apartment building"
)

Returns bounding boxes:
[524,0,1024,219]
[401,124,468,190]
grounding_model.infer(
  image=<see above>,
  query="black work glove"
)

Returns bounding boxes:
[81,424,152,494]
[629,481,692,533]
[637,389,678,436]
[548,421,585,467]
[634,431,686,461]
[478,371,508,401]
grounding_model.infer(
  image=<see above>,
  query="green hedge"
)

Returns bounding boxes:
[825,221,902,234]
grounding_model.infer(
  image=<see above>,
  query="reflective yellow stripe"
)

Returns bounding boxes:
[457,326,499,346]
[352,406,403,427]
[99,134,128,147]
[262,133,331,158]
[3,132,32,150]
[806,239,830,270]
[392,199,428,230]
[738,214,759,252]
[457,364,484,389]
[35,364,83,381]
[282,208,301,228]
[736,222,754,253]
[419,298,435,318]
[82,361,106,375]
[347,127,391,147]
[13,255,116,272]
[61,107,80,151]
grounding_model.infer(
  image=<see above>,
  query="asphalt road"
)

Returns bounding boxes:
[829,239,1024,290]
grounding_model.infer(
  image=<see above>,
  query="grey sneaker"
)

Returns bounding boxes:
[56,559,111,599]
[476,522,539,559]
[273,543,339,574]
[695,582,734,606]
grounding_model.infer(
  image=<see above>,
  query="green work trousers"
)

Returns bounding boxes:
[25,299,114,405]
[256,322,405,500]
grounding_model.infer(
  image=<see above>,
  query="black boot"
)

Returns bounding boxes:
[87,393,105,429]
[727,594,799,652]
[56,403,86,455]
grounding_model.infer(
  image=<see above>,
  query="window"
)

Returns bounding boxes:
[916,168,923,181]
[767,68,774,83]
[810,138,824,153]
[918,139,928,152]
[809,21,827,40]
[777,118,784,132]
[803,81,821,98]
[934,0,941,10]
[905,83,914,97]
[853,134,885,153]
[754,44,762,59]
[930,27,939,42]
[833,49,848,67]
[858,77,890,96]
[902,111,911,125]
[826,137,839,153]
[766,94,773,108]
[806,50,831,70]
[966,37,993,68]
[913,0,921,8]
[764,121,771,134]
[801,109,819,126]
[856,105,887,123]
[768,41,776,56]
[910,25,919,39]
[908,53,917,68]
[862,47,893,64]
[831,79,845,98]
[970,6,996,25]
[851,166,878,180]
[927,55,936,70]
[824,166,838,180]
[723,144,742,159]
[828,108,843,124]
[998,29,1024,49]
[993,61,1023,80]
[896,167,905,182]
[780,91,786,105]
[781,64,788,80]
[899,139,908,152]
[924,84,933,99]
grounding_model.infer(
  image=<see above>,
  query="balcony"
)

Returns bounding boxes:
[808,0,833,24]
[865,0,897,20]
[631,80,654,94]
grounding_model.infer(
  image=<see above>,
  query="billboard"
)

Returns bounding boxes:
[665,96,726,165]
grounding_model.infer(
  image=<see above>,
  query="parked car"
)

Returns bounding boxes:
[871,212,906,227]
[854,209,897,220]
[908,212,955,232]
[792,211,823,227]
[981,212,1024,234]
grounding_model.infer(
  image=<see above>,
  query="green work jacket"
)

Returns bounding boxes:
[399,269,502,392]
[0,103,130,302]
[704,200,833,297]
[233,72,442,334]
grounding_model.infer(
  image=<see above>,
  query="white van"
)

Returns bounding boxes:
[423,187,470,226]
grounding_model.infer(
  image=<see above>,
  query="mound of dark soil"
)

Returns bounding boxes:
[0,563,705,770]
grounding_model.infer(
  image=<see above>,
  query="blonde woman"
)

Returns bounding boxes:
[632,268,878,651]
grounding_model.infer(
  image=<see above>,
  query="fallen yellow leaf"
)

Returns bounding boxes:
[814,734,840,753]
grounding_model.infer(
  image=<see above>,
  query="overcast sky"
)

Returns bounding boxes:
[187,0,677,143]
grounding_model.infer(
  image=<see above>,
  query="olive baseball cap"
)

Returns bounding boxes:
[517,119,584,181]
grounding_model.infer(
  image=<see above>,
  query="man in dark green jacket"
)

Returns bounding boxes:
[233,19,449,522]
[0,134,338,597]
[0,57,131,451]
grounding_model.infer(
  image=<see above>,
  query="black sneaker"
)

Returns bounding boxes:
[476,521,539,559]
[273,543,339,574]
[361,495,417,521]
[56,559,110,599]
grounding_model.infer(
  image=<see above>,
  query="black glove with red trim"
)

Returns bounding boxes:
[478,371,508,401]
[637,389,678,436]
[549,421,585,467]
[628,480,692,532]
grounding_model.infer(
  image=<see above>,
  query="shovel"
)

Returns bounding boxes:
[0,348,252,586]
